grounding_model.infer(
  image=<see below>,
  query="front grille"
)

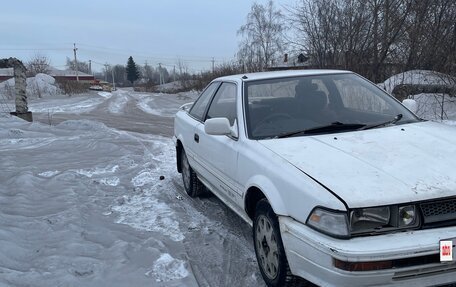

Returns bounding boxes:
[421,198,456,224]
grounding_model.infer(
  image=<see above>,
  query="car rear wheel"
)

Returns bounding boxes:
[254,199,307,287]
[180,148,205,197]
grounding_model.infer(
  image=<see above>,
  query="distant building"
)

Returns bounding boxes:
[268,53,315,71]
[0,68,14,82]
[0,67,95,83]
[49,67,95,82]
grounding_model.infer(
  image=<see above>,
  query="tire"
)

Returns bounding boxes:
[253,199,306,287]
[180,148,205,197]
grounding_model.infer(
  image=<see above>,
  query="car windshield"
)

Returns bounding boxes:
[244,73,419,139]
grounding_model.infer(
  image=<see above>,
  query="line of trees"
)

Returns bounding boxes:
[237,0,456,81]
[97,58,178,87]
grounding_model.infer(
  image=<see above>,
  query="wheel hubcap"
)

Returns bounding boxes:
[182,152,190,189]
[255,215,279,280]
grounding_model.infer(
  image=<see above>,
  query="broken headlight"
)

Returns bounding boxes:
[350,205,420,235]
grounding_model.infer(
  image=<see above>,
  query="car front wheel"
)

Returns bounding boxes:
[180,148,204,197]
[254,199,306,287]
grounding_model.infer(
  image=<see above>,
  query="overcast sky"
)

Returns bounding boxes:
[0,0,295,73]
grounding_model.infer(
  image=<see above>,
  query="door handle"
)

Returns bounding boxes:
[194,133,199,143]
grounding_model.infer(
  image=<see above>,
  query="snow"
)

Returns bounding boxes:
[381,70,456,121]
[0,89,263,287]
[0,73,61,99]
[137,91,197,117]
[413,93,456,121]
[381,70,456,93]
[147,253,189,282]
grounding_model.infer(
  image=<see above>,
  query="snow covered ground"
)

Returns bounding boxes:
[0,90,265,287]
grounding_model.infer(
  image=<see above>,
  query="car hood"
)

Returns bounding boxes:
[259,121,456,208]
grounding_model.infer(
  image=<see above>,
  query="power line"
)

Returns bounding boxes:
[0,47,68,51]
[77,43,222,62]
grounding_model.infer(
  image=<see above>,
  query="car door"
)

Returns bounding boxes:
[183,82,220,171]
[192,82,242,205]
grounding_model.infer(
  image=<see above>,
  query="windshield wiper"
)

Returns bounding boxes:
[276,122,366,138]
[359,114,403,131]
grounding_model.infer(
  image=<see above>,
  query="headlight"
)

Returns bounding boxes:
[350,207,390,233]
[307,208,349,238]
[350,205,420,235]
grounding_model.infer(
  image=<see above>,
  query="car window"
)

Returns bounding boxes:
[206,82,237,125]
[189,82,220,121]
[248,79,296,100]
[245,74,419,139]
[335,78,391,114]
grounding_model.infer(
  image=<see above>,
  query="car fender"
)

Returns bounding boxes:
[244,174,288,216]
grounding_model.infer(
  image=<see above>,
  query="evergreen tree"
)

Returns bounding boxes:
[126,56,140,85]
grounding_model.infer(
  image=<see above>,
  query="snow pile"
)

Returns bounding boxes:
[381,70,456,93]
[380,70,456,121]
[0,73,61,99]
[412,93,456,121]
[136,91,198,117]
[154,81,184,93]
[27,73,60,98]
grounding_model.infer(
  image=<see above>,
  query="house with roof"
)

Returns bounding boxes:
[48,67,95,83]
[0,66,95,83]
[0,68,14,82]
[268,53,315,71]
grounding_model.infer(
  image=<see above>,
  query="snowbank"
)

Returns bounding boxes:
[0,73,61,99]
[381,70,456,93]
[380,70,456,121]
[412,93,456,121]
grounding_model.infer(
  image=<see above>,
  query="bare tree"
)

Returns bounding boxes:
[113,65,127,85]
[291,0,413,81]
[289,0,456,81]
[26,53,51,76]
[143,62,154,82]
[237,0,285,71]
[65,57,89,74]
[175,57,191,88]
[402,0,456,74]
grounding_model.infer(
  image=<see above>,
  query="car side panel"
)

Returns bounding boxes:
[237,140,346,224]
[174,110,198,168]
[192,122,242,204]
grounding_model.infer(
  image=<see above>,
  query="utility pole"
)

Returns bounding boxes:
[104,63,109,82]
[211,57,215,73]
[158,63,164,85]
[111,67,115,91]
[173,65,176,82]
[73,43,79,82]
[88,60,92,75]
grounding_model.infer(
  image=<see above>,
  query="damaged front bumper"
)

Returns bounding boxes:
[279,216,456,287]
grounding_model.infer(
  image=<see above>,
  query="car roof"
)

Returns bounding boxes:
[214,69,353,82]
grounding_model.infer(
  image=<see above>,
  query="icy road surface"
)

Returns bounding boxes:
[0,90,265,287]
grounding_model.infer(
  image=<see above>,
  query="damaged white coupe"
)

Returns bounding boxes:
[173,70,456,287]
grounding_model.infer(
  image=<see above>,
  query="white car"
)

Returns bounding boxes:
[173,70,456,287]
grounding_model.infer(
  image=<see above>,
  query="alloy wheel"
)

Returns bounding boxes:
[255,214,280,280]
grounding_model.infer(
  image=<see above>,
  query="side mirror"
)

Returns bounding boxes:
[402,99,417,114]
[205,118,232,136]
